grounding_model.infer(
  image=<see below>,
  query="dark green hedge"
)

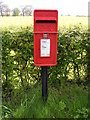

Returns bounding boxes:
[49,26,89,87]
[2,25,89,100]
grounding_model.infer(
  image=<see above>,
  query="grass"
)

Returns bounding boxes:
[0,16,88,30]
[2,82,88,119]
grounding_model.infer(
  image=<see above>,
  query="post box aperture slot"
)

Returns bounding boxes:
[36,20,56,23]
[35,17,56,23]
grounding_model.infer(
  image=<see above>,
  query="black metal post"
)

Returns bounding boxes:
[41,66,48,102]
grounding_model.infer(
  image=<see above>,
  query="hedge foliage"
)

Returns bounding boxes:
[2,25,89,101]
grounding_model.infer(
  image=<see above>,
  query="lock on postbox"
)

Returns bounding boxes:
[34,10,58,66]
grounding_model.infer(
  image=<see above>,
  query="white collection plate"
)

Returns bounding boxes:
[41,39,50,57]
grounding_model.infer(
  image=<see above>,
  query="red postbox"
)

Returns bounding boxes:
[34,10,58,66]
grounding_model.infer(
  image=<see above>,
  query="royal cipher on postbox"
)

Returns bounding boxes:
[34,10,58,66]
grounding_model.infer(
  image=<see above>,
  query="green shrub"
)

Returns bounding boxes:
[2,25,88,99]
[2,26,89,97]
[49,25,88,87]
[1,24,88,118]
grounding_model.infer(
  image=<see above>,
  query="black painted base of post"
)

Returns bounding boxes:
[41,66,48,102]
